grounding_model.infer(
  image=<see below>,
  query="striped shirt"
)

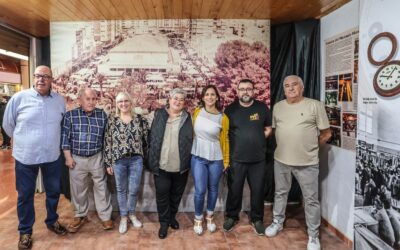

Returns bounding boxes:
[61,107,107,157]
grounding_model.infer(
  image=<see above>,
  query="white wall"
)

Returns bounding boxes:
[320,0,359,240]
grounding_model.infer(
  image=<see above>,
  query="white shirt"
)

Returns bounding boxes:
[191,108,223,161]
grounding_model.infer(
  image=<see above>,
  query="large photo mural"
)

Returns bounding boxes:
[51,19,270,117]
[50,19,270,212]
[354,0,400,249]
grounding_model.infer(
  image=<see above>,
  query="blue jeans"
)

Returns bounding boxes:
[15,156,62,235]
[191,155,224,217]
[113,156,143,217]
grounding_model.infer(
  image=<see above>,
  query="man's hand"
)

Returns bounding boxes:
[63,149,76,169]
[65,156,76,169]
[264,126,272,138]
[106,167,113,175]
[318,128,332,146]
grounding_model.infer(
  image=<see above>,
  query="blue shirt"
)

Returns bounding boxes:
[61,107,107,157]
[2,88,66,165]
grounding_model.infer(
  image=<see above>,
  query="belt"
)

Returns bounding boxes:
[121,152,138,158]
[74,151,101,158]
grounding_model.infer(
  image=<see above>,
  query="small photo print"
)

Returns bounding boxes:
[339,73,353,102]
[327,126,341,147]
[325,91,338,106]
[325,75,338,90]
[354,60,358,84]
[342,113,357,138]
[326,106,341,126]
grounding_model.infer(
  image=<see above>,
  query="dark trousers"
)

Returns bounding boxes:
[1,126,10,146]
[15,156,62,235]
[154,169,189,226]
[225,160,266,222]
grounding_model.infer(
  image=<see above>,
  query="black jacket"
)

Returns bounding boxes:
[148,108,193,175]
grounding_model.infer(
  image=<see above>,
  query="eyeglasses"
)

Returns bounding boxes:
[117,99,130,103]
[238,88,254,92]
[34,74,52,80]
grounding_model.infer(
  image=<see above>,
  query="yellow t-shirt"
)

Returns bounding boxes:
[273,98,329,166]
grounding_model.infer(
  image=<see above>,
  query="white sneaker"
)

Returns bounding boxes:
[193,219,203,235]
[119,217,128,234]
[307,236,321,250]
[265,220,283,237]
[129,215,143,228]
[206,216,216,233]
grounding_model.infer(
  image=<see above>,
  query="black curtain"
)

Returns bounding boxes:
[39,36,51,67]
[271,19,321,105]
[265,19,321,203]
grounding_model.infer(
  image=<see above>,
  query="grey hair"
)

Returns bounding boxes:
[78,87,97,98]
[283,75,304,86]
[169,88,187,99]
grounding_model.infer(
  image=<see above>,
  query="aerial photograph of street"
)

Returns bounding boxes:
[50,19,270,116]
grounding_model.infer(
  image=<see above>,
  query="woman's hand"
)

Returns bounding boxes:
[106,167,114,175]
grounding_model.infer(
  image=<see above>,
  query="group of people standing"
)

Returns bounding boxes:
[2,65,331,250]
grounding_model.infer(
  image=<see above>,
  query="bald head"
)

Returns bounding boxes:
[78,87,96,99]
[33,65,53,96]
[78,88,98,113]
[34,65,52,77]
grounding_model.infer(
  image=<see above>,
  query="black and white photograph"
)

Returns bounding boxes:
[354,140,400,250]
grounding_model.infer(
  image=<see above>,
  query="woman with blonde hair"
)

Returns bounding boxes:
[104,92,149,234]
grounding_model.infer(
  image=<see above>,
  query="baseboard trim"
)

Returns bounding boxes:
[321,218,352,248]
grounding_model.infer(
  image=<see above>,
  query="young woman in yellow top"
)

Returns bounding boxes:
[191,85,229,235]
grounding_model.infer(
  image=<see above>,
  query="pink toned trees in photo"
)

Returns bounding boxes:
[212,40,271,107]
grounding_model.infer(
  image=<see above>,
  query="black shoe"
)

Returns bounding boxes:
[158,225,168,239]
[252,220,265,236]
[18,234,32,250]
[47,221,68,235]
[223,217,238,232]
[169,218,179,230]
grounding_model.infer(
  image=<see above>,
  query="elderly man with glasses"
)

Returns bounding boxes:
[2,65,68,250]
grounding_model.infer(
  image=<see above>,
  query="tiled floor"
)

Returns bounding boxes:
[0,149,350,250]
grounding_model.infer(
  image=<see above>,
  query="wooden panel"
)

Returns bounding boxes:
[0,26,30,56]
[141,0,158,20]
[182,0,193,19]
[0,0,351,37]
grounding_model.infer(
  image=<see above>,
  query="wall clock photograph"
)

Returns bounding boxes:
[368,32,400,97]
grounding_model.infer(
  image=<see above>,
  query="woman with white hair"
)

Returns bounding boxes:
[104,92,149,234]
[147,88,193,239]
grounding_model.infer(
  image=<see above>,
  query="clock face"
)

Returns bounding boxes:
[374,61,400,97]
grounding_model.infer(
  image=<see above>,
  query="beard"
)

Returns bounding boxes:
[239,95,253,103]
